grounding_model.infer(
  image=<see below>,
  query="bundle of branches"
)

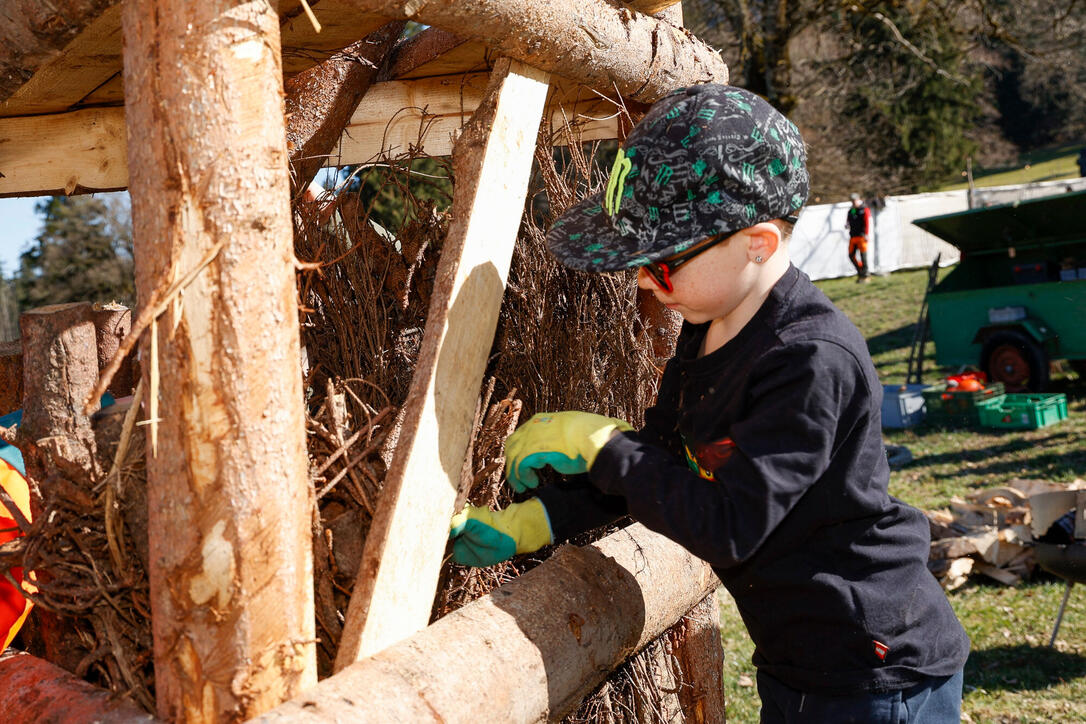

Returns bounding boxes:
[1,394,155,710]
[293,148,452,675]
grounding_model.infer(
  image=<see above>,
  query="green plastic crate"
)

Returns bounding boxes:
[977,393,1069,430]
[922,383,1006,427]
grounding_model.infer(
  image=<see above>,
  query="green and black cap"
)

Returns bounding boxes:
[547,84,809,271]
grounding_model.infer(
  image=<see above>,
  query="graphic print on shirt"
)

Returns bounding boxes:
[682,435,737,480]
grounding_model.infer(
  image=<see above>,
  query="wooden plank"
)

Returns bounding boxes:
[334,57,551,669]
[260,524,719,722]
[279,1,388,75]
[0,107,127,197]
[0,3,124,118]
[0,77,619,197]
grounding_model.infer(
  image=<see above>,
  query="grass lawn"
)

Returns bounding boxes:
[938,146,1083,191]
[717,267,1086,723]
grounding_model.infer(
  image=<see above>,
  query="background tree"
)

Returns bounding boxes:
[684,0,1083,198]
[14,195,134,311]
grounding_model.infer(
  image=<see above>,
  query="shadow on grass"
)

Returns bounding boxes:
[904,429,1086,482]
[865,322,918,359]
[965,644,1086,692]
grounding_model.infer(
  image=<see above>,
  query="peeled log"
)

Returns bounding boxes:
[284,21,406,194]
[346,0,728,102]
[258,524,720,723]
[0,650,157,724]
[123,0,316,719]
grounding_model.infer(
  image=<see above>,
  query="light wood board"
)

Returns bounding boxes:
[334,58,551,668]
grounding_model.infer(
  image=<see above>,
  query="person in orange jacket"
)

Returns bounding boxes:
[847,192,872,283]
[0,409,34,650]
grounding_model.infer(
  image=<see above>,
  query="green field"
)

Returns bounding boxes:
[939,146,1083,191]
[717,268,1086,723]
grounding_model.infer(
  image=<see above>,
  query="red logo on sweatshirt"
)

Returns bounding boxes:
[873,640,889,660]
[683,437,737,480]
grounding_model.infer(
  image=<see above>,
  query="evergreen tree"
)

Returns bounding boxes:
[14,195,135,311]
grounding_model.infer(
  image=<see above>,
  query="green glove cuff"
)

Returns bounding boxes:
[449,498,554,567]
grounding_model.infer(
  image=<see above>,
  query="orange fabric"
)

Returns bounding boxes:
[1,459,34,650]
[848,235,868,255]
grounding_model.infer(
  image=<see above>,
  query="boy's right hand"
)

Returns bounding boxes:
[449,498,554,567]
[504,411,633,492]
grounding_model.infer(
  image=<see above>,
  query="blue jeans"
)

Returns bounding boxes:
[757,669,964,723]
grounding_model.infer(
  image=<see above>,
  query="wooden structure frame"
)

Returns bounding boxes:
[0,2,728,721]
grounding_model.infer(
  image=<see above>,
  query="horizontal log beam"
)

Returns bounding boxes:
[0,76,619,197]
[0,650,157,723]
[256,524,720,723]
[347,0,726,103]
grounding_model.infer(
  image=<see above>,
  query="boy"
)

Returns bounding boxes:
[449,85,969,722]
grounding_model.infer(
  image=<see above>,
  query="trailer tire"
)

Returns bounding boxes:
[981,330,1049,392]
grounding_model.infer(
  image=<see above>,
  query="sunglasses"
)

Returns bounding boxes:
[643,232,731,293]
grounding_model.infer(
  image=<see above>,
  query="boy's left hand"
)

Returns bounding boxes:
[504,411,633,492]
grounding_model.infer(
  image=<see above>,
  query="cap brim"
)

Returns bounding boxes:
[546,192,689,272]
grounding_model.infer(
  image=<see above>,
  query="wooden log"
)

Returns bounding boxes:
[0,339,20,416]
[284,21,405,195]
[0,0,121,104]
[334,56,551,670]
[346,0,727,103]
[91,303,135,398]
[122,0,316,720]
[260,524,720,722]
[15,302,102,674]
[666,593,727,722]
[18,302,102,501]
[0,649,158,724]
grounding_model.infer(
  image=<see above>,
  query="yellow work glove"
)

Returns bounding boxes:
[449,498,554,567]
[504,411,633,492]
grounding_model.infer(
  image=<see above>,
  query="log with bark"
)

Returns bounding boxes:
[0,339,20,415]
[284,21,406,195]
[13,303,103,674]
[346,0,728,102]
[0,0,121,103]
[259,523,720,723]
[0,650,157,724]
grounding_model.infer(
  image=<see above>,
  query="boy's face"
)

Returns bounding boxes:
[637,227,770,325]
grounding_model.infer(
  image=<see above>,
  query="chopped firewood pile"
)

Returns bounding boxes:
[926,478,1086,590]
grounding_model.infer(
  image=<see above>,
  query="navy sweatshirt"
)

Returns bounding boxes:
[537,264,969,695]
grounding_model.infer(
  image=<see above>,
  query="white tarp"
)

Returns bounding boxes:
[791,178,1086,281]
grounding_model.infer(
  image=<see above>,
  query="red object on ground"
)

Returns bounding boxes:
[946,371,988,389]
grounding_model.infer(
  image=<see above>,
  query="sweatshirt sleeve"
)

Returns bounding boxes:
[586,339,861,570]
[534,475,629,542]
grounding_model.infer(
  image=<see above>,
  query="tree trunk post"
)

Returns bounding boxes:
[91,304,135,398]
[0,340,21,416]
[122,1,315,721]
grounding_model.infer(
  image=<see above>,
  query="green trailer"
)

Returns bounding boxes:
[913,190,1086,391]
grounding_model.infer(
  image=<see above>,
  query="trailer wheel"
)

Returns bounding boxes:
[981,331,1049,392]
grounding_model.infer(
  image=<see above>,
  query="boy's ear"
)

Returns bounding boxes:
[745,222,782,263]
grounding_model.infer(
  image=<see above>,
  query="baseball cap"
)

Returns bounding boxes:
[850,192,862,201]
[547,84,809,272]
